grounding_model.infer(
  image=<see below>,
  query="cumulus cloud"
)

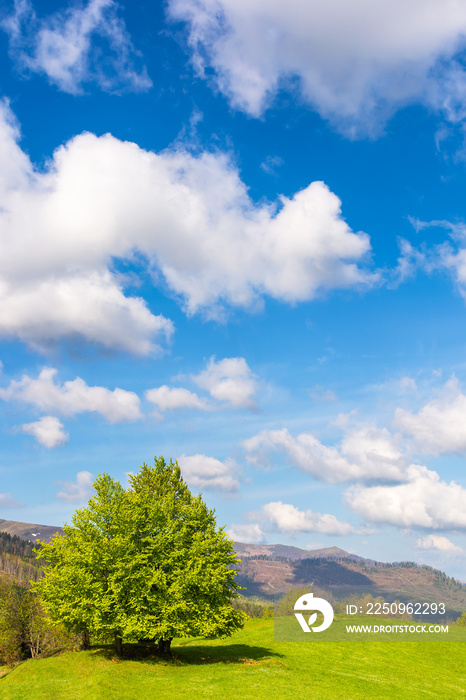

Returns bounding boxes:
[0,269,173,356]
[0,493,24,508]
[243,425,406,482]
[261,501,355,535]
[416,534,463,553]
[168,0,466,134]
[145,385,209,412]
[339,425,407,479]
[193,357,258,409]
[227,523,264,543]
[394,377,466,454]
[56,470,94,502]
[399,218,466,299]
[21,415,69,448]
[178,453,240,491]
[345,464,466,530]
[0,367,142,423]
[0,100,376,352]
[2,0,151,94]
[0,100,173,355]
[145,356,258,412]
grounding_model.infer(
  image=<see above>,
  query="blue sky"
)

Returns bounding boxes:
[1,0,466,578]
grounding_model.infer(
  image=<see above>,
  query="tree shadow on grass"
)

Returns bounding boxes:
[90,642,284,666]
[174,643,284,665]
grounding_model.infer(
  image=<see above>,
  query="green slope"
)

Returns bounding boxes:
[1,619,465,700]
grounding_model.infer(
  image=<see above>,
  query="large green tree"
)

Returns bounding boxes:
[34,457,245,654]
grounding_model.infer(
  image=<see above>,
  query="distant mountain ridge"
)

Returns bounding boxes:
[2,520,465,618]
[0,519,65,544]
[1,523,367,560]
[233,541,371,563]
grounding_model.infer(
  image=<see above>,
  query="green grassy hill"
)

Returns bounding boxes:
[1,619,465,700]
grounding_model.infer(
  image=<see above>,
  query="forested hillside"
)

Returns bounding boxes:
[0,531,43,584]
[0,531,35,558]
[235,553,466,618]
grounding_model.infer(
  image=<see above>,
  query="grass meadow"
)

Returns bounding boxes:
[1,618,465,699]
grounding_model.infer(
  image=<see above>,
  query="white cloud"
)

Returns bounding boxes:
[261,501,355,535]
[0,367,142,423]
[436,244,466,298]
[260,155,283,175]
[394,377,466,454]
[340,425,406,479]
[22,415,69,448]
[0,99,173,355]
[0,269,173,356]
[146,356,259,412]
[2,0,151,94]
[399,377,417,392]
[243,425,406,483]
[56,470,94,502]
[244,428,357,481]
[178,453,240,492]
[0,493,24,508]
[227,523,264,543]
[396,217,466,301]
[308,385,338,402]
[0,101,376,352]
[345,464,466,530]
[145,385,209,411]
[416,534,463,553]
[193,357,258,409]
[388,239,425,289]
[400,218,466,298]
[168,0,466,134]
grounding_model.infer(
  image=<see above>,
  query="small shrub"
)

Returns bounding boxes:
[275,586,314,617]
[232,596,274,618]
[455,612,466,626]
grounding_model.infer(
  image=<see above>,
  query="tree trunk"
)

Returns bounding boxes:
[114,631,123,656]
[157,638,172,654]
[81,629,90,650]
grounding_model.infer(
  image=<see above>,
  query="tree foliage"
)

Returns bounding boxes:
[34,456,246,653]
[456,612,466,627]
[0,579,70,665]
[274,586,315,616]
